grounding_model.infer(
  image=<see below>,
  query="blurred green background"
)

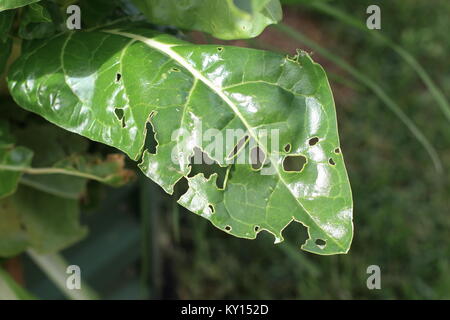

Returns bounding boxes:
[19,0,450,299]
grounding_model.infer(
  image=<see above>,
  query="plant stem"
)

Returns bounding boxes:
[0,164,113,183]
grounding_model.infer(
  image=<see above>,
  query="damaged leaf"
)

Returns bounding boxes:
[8,28,353,254]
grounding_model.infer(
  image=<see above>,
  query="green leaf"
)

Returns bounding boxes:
[132,0,282,40]
[0,121,34,199]
[0,120,14,147]
[0,11,15,72]
[15,186,87,253]
[0,0,41,12]
[77,0,121,27]
[0,38,12,74]
[18,2,56,40]
[0,146,33,198]
[0,10,15,42]
[0,186,87,256]
[7,28,353,254]
[26,251,100,300]
[16,1,67,40]
[0,197,28,257]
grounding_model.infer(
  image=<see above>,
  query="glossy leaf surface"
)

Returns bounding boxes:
[8,28,353,254]
[132,0,282,39]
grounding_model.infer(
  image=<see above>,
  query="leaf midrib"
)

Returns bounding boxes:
[102,29,346,252]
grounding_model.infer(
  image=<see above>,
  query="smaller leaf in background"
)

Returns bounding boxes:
[18,154,134,199]
[26,251,100,300]
[0,121,33,199]
[11,123,88,198]
[0,121,133,257]
[18,1,63,40]
[0,0,41,12]
[0,197,29,257]
[131,0,282,39]
[0,120,14,147]
[76,0,121,28]
[0,38,12,74]
[10,186,87,254]
[54,153,135,187]
[13,124,134,199]
[0,10,15,42]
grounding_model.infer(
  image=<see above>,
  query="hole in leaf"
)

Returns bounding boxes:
[173,177,189,197]
[308,137,319,146]
[278,220,309,247]
[171,67,180,72]
[225,225,232,232]
[189,148,229,189]
[208,204,215,213]
[315,238,326,248]
[217,47,224,52]
[254,225,260,232]
[114,108,124,120]
[284,143,291,153]
[250,147,265,170]
[227,135,249,159]
[283,155,307,172]
[329,158,336,166]
[190,147,216,165]
[144,121,157,154]
[114,108,126,128]
[116,73,122,82]
[334,147,341,154]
